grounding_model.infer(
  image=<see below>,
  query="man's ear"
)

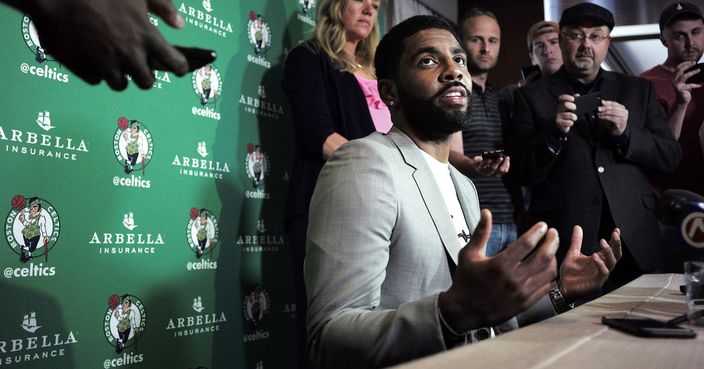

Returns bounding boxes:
[378,79,398,107]
[660,34,667,47]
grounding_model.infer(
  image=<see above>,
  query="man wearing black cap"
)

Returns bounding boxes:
[641,2,704,198]
[509,3,682,289]
[641,1,704,271]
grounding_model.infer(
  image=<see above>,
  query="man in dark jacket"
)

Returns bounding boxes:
[509,3,682,289]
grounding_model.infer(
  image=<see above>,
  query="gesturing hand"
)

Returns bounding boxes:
[439,209,559,333]
[558,226,622,302]
[28,0,189,90]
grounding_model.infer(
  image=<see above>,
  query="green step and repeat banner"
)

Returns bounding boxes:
[0,1,320,368]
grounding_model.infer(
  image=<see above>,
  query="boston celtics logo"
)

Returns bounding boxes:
[113,116,154,175]
[243,285,270,327]
[21,15,50,63]
[187,208,219,259]
[247,12,271,54]
[104,294,146,353]
[299,0,316,13]
[192,64,221,107]
[244,144,269,188]
[5,195,60,263]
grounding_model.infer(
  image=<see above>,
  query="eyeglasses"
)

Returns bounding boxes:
[562,32,610,45]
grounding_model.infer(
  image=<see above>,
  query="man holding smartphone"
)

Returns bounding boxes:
[509,3,682,290]
[641,2,704,198]
[641,1,704,271]
[448,8,518,257]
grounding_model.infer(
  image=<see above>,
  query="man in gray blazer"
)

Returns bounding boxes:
[305,15,621,369]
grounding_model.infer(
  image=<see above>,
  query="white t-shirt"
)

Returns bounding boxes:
[419,149,470,248]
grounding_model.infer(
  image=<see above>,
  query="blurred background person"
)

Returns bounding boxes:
[2,0,189,90]
[448,8,516,257]
[280,0,387,367]
[641,1,704,198]
[641,1,704,271]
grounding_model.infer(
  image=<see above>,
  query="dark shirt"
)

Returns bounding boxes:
[461,84,514,224]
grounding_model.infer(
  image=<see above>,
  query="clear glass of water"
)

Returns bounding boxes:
[685,261,704,326]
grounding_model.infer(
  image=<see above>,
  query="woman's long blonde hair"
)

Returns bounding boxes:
[309,0,380,75]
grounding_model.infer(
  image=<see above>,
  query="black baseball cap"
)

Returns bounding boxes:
[559,3,615,30]
[659,2,704,31]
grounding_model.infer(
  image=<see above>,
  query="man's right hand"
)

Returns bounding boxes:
[555,94,577,135]
[673,61,702,106]
[22,0,189,90]
[438,209,559,333]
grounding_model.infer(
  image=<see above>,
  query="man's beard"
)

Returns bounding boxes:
[397,81,470,141]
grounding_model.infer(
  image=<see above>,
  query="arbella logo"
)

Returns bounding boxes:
[1,111,89,161]
[90,212,165,255]
[239,219,284,252]
[239,85,285,120]
[177,1,233,38]
[0,311,78,366]
[165,296,228,338]
[172,141,231,180]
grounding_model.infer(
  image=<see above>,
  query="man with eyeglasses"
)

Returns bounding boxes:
[641,1,704,271]
[508,3,682,291]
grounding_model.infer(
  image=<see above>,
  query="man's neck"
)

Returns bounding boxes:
[662,58,689,72]
[471,71,489,90]
[565,66,598,84]
[394,121,451,163]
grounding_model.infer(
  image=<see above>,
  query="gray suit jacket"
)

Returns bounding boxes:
[305,127,522,369]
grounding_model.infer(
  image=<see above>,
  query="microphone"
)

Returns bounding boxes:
[656,189,704,250]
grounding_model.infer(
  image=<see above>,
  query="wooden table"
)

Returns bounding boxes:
[393,274,704,369]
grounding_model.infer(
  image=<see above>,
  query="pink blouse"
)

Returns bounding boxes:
[354,74,393,134]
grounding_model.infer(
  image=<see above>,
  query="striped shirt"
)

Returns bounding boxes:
[461,84,514,224]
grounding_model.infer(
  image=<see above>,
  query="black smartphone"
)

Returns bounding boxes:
[520,64,541,81]
[602,316,696,338]
[482,149,505,159]
[685,62,704,84]
[150,46,217,72]
[573,92,601,116]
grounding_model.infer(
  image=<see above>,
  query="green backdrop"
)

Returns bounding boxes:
[0,1,320,368]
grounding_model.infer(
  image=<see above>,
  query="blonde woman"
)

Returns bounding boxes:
[281,0,387,367]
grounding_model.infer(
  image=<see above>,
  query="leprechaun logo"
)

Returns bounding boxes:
[113,116,154,176]
[243,285,270,327]
[20,15,70,83]
[104,294,146,354]
[21,15,49,63]
[187,208,219,259]
[192,64,221,108]
[247,12,271,55]
[244,144,269,188]
[4,195,60,263]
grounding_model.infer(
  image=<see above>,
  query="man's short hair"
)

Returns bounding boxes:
[457,7,497,40]
[375,15,460,81]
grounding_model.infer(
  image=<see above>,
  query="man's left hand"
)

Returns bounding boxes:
[558,226,622,302]
[471,155,510,177]
[597,100,629,137]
